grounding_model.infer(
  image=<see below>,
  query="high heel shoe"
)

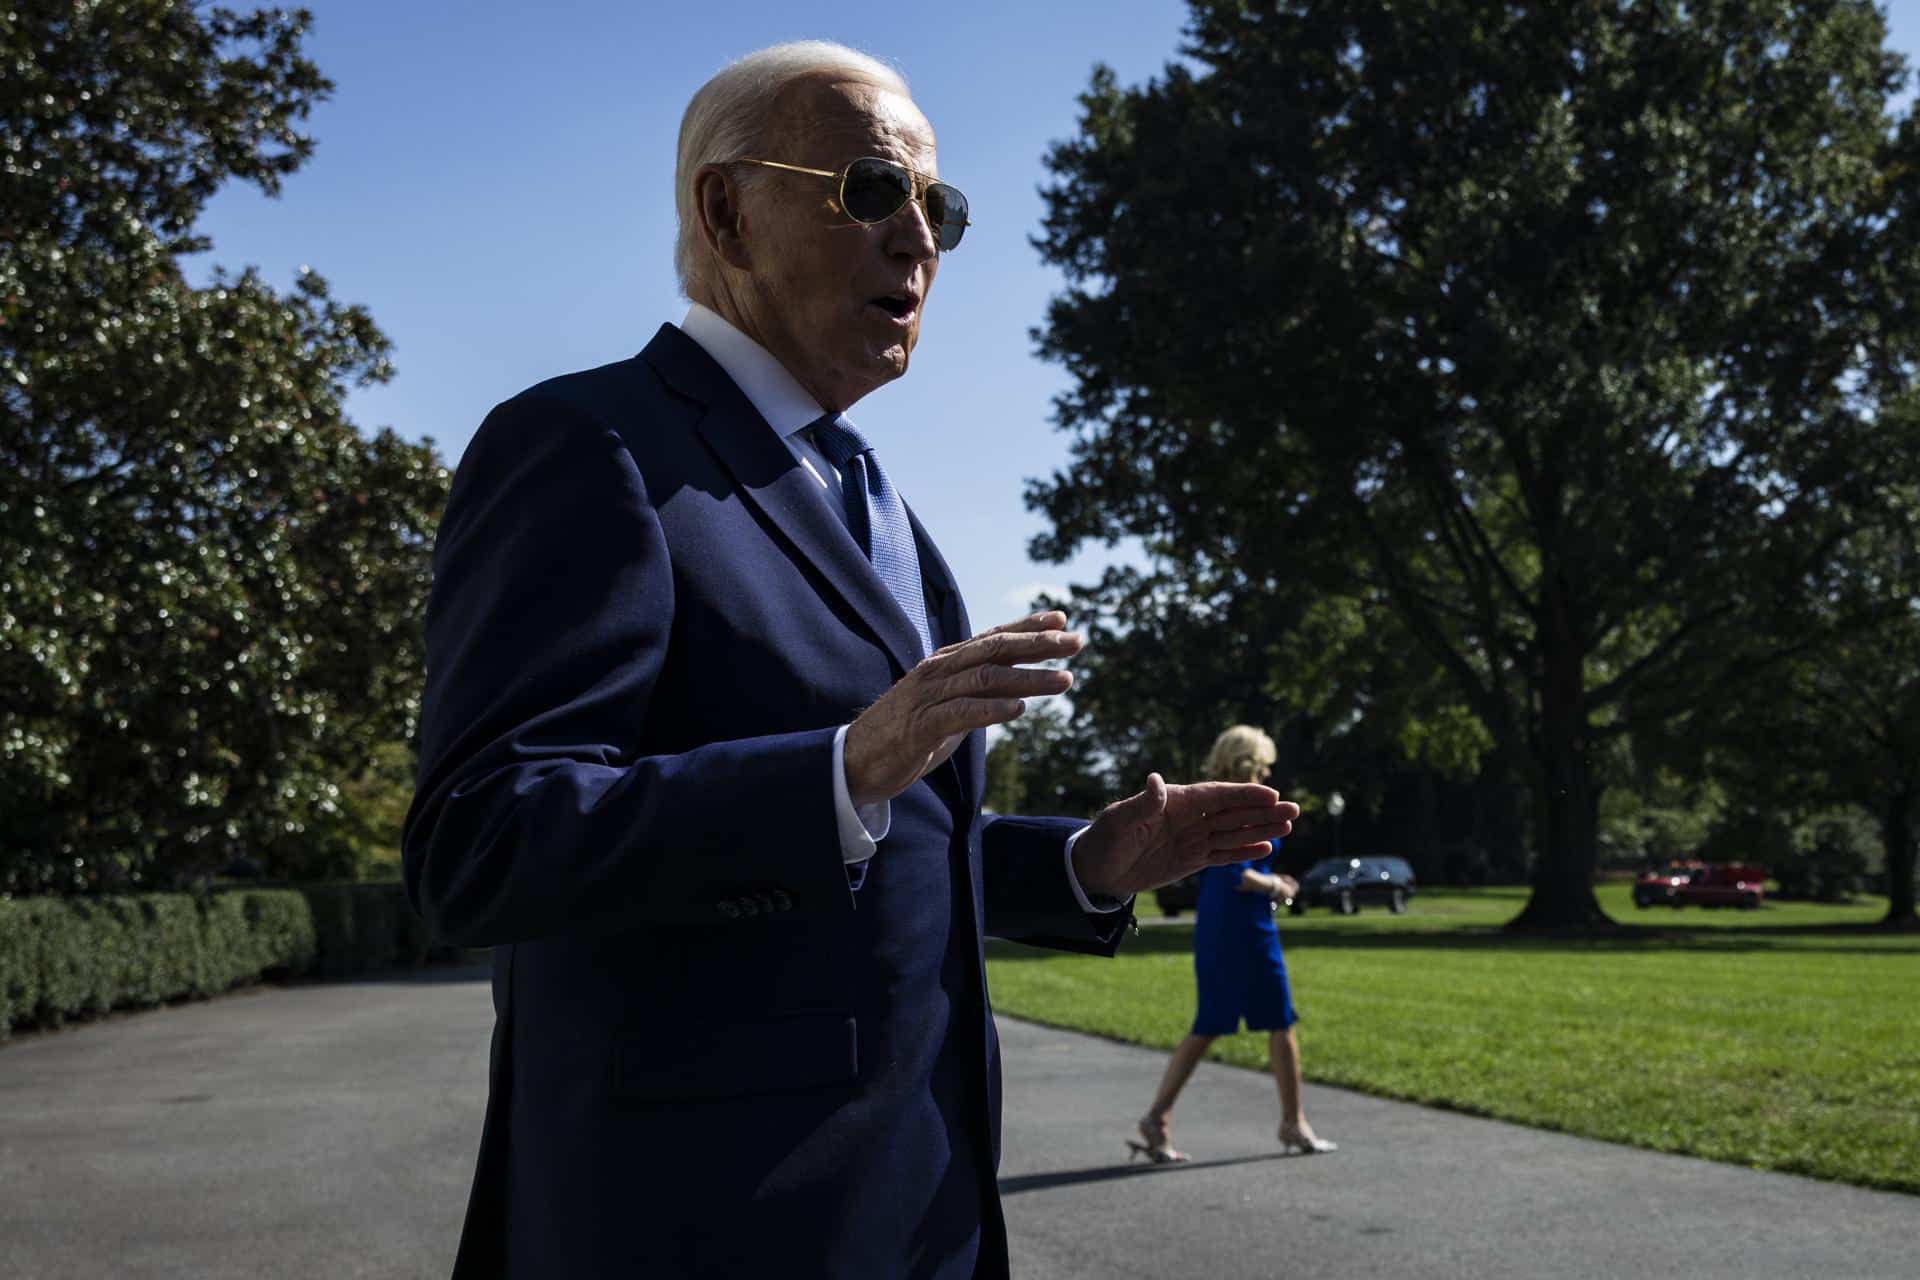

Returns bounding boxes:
[1278,1122,1337,1154]
[1125,1114,1191,1165]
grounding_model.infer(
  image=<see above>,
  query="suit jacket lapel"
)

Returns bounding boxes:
[642,324,926,678]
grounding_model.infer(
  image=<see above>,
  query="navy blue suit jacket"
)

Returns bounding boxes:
[402,324,1131,1279]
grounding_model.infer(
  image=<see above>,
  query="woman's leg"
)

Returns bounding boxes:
[1268,1027,1305,1128]
[1146,1034,1216,1125]
[1270,1027,1334,1148]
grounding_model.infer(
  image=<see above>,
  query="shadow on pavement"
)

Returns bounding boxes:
[302,961,492,988]
[1000,1151,1292,1196]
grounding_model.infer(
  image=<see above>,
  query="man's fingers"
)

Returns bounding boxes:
[929,696,1028,737]
[1203,809,1298,840]
[929,655,1075,704]
[933,626,1083,674]
[910,660,1067,710]
[1100,773,1168,826]
[1211,819,1294,849]
[924,663,1071,706]
[927,612,1065,661]
[1177,780,1286,809]
[982,610,1069,637]
[1132,773,1171,821]
[933,610,1067,655]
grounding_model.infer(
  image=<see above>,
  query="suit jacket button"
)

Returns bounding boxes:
[718,900,740,919]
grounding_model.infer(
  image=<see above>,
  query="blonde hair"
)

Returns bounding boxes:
[673,41,911,293]
[1203,725,1277,783]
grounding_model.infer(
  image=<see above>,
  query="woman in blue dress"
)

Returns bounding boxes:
[1130,725,1337,1163]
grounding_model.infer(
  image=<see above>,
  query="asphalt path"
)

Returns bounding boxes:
[2,966,1914,1278]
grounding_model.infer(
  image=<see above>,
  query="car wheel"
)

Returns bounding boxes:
[1288,902,1306,916]
[1634,896,1651,909]
[1337,890,1356,915]
[1742,893,1760,910]
[1389,888,1407,914]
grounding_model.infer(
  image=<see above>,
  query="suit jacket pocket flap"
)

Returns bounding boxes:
[613,1010,857,1102]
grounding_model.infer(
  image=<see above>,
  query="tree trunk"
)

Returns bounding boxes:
[1509,645,1611,931]
[1414,769,1437,878]
[1472,749,1530,882]
[1882,788,1918,930]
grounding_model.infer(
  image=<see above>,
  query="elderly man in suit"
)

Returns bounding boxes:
[403,39,1298,1280]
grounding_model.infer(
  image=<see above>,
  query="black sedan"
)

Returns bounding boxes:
[1291,856,1416,915]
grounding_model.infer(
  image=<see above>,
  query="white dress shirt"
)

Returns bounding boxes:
[677,304,1114,913]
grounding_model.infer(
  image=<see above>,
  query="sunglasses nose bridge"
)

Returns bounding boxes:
[891,187,940,256]
[889,165,933,223]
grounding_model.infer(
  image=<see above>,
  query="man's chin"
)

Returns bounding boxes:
[823,342,912,408]
[863,342,911,383]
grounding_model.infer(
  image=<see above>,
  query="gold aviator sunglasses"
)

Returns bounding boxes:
[736,156,972,250]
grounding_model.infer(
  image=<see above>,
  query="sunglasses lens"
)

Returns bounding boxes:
[842,158,913,223]
[926,182,968,250]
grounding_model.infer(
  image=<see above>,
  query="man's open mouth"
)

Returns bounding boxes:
[871,293,916,320]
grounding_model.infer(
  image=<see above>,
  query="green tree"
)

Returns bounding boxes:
[0,3,447,892]
[1034,570,1296,786]
[982,733,1025,816]
[991,700,1112,820]
[1595,767,1724,870]
[1041,563,1521,877]
[1680,492,1920,925]
[1030,0,1920,927]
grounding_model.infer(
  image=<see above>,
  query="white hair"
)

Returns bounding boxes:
[674,41,911,294]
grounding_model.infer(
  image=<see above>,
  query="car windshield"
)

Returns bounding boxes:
[1304,858,1350,881]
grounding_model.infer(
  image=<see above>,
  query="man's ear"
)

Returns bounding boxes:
[694,165,754,273]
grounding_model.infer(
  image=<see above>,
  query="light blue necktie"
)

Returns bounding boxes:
[809,413,934,661]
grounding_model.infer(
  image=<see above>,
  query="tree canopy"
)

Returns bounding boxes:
[1030,0,1920,927]
[1,3,447,892]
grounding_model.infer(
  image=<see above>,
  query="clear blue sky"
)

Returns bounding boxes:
[192,0,1920,626]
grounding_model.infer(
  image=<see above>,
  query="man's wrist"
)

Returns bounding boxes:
[830,724,888,862]
[1064,827,1126,913]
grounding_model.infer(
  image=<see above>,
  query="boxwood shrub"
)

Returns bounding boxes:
[0,890,315,1036]
[289,881,441,978]
[0,879,453,1037]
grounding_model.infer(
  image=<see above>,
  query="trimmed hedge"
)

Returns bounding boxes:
[290,881,439,979]
[0,881,456,1037]
[0,890,315,1037]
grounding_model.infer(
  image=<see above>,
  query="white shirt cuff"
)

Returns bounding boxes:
[832,724,890,864]
[1063,826,1125,913]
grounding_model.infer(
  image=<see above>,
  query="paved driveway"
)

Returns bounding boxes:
[2,967,1914,1278]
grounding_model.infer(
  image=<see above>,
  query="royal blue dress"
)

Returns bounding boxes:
[1191,839,1297,1036]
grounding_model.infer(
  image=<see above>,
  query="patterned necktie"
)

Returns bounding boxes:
[808,413,934,661]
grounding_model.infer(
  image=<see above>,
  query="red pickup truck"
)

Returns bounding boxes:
[1633,861,1766,910]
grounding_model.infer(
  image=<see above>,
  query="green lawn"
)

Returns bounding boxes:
[985,883,1920,1194]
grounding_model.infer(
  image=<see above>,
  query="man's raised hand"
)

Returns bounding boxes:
[843,611,1082,808]
[1069,774,1301,903]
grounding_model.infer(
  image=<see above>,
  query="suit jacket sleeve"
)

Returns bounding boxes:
[402,394,853,947]
[979,815,1132,957]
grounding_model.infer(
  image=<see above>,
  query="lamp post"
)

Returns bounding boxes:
[1327,791,1346,860]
